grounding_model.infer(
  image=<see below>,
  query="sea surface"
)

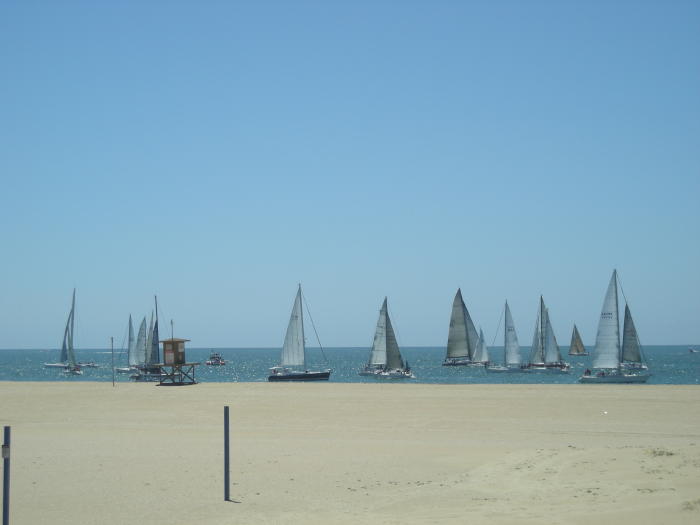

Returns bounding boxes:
[0,346,699,384]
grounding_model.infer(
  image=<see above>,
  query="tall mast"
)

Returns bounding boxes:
[298,284,305,369]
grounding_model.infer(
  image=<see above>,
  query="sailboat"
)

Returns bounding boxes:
[442,289,482,366]
[131,297,164,382]
[116,315,138,373]
[526,296,570,372]
[472,328,490,366]
[487,301,529,372]
[580,270,650,383]
[359,297,414,378]
[568,324,588,356]
[268,285,332,381]
[44,289,82,375]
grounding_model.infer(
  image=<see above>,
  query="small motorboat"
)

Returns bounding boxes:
[206,352,226,366]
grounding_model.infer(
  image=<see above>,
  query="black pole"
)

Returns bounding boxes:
[2,426,10,525]
[224,406,230,501]
[111,337,115,387]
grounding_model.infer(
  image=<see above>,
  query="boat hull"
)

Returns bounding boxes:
[268,370,331,382]
[486,366,531,373]
[526,363,571,373]
[442,357,487,366]
[579,373,650,384]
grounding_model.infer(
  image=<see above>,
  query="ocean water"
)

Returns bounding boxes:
[0,346,699,384]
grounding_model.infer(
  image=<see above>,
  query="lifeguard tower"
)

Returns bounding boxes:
[158,338,199,386]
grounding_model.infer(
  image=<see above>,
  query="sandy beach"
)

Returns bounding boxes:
[1,382,699,524]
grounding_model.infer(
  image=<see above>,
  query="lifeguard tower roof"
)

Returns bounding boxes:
[160,338,191,343]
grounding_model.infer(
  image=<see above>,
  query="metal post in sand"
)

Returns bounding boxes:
[224,406,230,501]
[2,426,10,525]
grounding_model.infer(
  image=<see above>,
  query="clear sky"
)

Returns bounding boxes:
[1,0,698,349]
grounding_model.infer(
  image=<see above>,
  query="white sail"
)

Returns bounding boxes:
[64,289,77,367]
[383,300,404,370]
[504,302,521,366]
[145,312,154,365]
[464,301,480,361]
[621,304,642,364]
[135,317,147,366]
[281,285,305,368]
[592,270,620,369]
[569,324,586,355]
[543,310,562,364]
[473,328,489,363]
[127,315,137,366]
[369,298,389,366]
[446,289,470,359]
[149,297,160,365]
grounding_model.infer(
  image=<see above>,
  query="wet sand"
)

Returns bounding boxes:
[1,382,699,524]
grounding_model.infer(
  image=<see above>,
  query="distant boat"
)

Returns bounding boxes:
[580,270,650,383]
[487,301,530,373]
[116,315,138,373]
[526,296,570,372]
[44,289,82,375]
[359,297,414,379]
[568,324,588,356]
[442,289,482,366]
[206,351,226,366]
[268,285,331,381]
[130,297,165,382]
[473,327,490,366]
[690,348,699,354]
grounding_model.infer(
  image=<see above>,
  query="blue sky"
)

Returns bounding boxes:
[1,0,698,349]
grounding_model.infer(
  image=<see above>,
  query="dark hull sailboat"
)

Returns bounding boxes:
[268,369,331,381]
[268,285,331,382]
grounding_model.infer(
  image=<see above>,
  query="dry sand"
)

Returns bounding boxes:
[1,382,699,524]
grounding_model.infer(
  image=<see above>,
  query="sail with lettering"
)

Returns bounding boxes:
[580,270,650,383]
[591,271,620,370]
[568,324,587,356]
[504,302,522,366]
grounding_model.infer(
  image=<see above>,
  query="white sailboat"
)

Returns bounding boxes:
[116,315,138,373]
[526,296,570,372]
[442,289,482,366]
[131,297,165,382]
[568,324,588,356]
[487,301,530,372]
[472,327,490,366]
[580,270,650,383]
[44,289,82,375]
[268,285,331,381]
[360,297,414,378]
